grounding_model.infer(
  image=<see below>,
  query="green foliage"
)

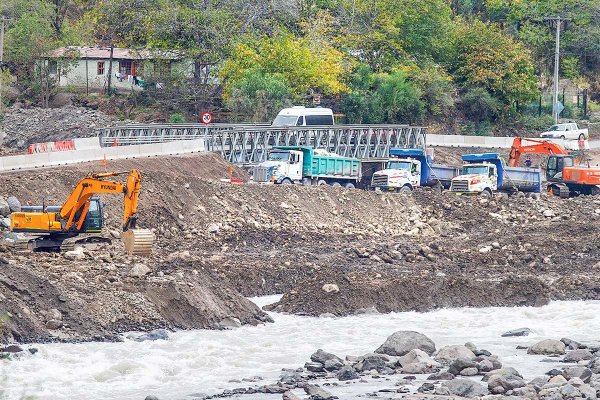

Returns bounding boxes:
[561,56,580,80]
[221,32,346,101]
[225,69,293,122]
[168,113,185,123]
[448,19,538,112]
[398,63,455,117]
[342,65,424,124]
[459,87,500,122]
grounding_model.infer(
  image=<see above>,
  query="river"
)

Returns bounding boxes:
[2,297,599,400]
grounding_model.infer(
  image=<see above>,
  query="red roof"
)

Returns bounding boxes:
[50,46,183,60]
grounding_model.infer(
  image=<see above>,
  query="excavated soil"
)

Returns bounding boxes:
[1,151,600,343]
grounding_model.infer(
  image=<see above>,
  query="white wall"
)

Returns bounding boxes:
[56,59,142,92]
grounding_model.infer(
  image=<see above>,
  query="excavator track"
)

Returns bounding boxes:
[122,229,155,256]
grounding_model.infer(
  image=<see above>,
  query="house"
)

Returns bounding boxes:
[46,46,193,92]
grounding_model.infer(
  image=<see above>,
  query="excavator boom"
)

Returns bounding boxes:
[507,137,569,167]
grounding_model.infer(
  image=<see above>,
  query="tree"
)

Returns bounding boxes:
[220,32,347,102]
[225,69,292,122]
[448,19,538,112]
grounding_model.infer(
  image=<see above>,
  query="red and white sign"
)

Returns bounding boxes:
[201,112,213,124]
[28,140,75,154]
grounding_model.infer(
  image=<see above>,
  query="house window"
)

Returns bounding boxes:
[48,60,58,75]
[119,60,133,76]
[97,61,105,75]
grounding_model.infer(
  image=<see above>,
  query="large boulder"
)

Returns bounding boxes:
[442,378,488,397]
[375,331,436,356]
[527,339,566,355]
[7,196,21,213]
[435,345,476,364]
[587,357,600,374]
[304,384,334,400]
[562,366,592,383]
[448,357,478,376]
[398,349,440,367]
[0,198,10,217]
[311,349,343,365]
[355,354,388,372]
[563,349,593,363]
[337,366,359,381]
[487,374,527,391]
[482,367,523,381]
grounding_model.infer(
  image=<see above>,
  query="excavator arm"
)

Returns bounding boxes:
[59,170,143,233]
[507,137,569,167]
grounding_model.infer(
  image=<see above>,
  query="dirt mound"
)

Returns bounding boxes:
[1,105,125,149]
[2,151,600,342]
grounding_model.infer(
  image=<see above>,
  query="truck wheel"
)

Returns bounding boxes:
[561,135,566,140]
[317,180,327,186]
[331,182,342,187]
[399,185,413,193]
[345,183,355,189]
[579,133,586,141]
[281,178,292,185]
[480,189,492,197]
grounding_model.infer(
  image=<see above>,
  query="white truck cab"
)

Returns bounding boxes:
[450,163,498,195]
[272,106,334,127]
[371,159,421,192]
[256,149,304,184]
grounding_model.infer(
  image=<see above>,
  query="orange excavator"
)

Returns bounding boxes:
[507,137,600,198]
[10,170,154,255]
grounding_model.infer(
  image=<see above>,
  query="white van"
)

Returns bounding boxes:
[272,106,334,127]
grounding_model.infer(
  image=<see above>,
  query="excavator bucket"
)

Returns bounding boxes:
[122,229,155,256]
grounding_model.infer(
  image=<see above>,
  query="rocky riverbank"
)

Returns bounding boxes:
[189,330,600,400]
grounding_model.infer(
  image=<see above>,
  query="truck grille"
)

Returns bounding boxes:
[252,167,270,183]
[371,174,389,186]
[450,179,469,192]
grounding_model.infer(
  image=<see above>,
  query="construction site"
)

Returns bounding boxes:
[1,107,600,400]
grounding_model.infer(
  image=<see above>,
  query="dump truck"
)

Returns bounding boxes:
[371,148,459,192]
[449,153,542,196]
[252,146,361,187]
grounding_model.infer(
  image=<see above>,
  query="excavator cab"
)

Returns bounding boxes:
[546,155,575,181]
[80,198,104,233]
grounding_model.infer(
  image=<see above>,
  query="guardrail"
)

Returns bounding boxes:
[99,124,427,163]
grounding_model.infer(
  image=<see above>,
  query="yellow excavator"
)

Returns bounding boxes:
[9,170,154,256]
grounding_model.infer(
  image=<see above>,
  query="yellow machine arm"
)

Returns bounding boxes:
[60,170,143,232]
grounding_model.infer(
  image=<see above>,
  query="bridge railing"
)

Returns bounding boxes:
[98,124,427,164]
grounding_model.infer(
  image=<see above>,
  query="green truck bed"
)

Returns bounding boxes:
[274,146,361,180]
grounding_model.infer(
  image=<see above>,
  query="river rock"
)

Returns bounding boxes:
[304,362,324,373]
[549,374,568,384]
[482,367,523,381]
[45,308,62,321]
[478,359,494,372]
[402,362,439,374]
[64,247,85,261]
[562,366,592,383]
[304,384,335,400]
[311,349,343,365]
[448,357,477,376]
[45,319,63,330]
[442,378,488,397]
[129,263,151,277]
[427,371,454,381]
[337,366,359,381]
[528,339,566,355]
[560,383,581,398]
[375,331,436,356]
[0,198,10,217]
[528,376,550,390]
[355,354,387,372]
[144,396,159,400]
[324,359,343,371]
[501,328,531,337]
[460,367,479,376]
[7,196,21,212]
[577,384,597,399]
[321,284,339,293]
[399,349,440,367]
[435,345,476,364]
[561,337,585,350]
[218,317,242,329]
[282,391,302,400]
[563,349,593,363]
[0,345,23,353]
[487,373,527,391]
[587,357,600,373]
[135,329,169,342]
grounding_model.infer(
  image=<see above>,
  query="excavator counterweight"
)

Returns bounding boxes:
[10,169,154,256]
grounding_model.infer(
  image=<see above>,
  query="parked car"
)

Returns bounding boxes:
[540,123,589,140]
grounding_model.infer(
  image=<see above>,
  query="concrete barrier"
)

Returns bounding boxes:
[0,138,206,173]
[427,134,596,150]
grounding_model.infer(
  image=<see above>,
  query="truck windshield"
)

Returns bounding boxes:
[388,161,412,171]
[272,115,298,126]
[462,165,489,175]
[548,125,564,131]
[268,151,290,161]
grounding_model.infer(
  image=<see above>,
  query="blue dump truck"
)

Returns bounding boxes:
[370,148,459,192]
[449,153,542,196]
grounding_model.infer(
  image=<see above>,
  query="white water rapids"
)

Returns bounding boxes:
[1,298,599,400]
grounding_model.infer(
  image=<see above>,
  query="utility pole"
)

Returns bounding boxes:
[545,16,569,124]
